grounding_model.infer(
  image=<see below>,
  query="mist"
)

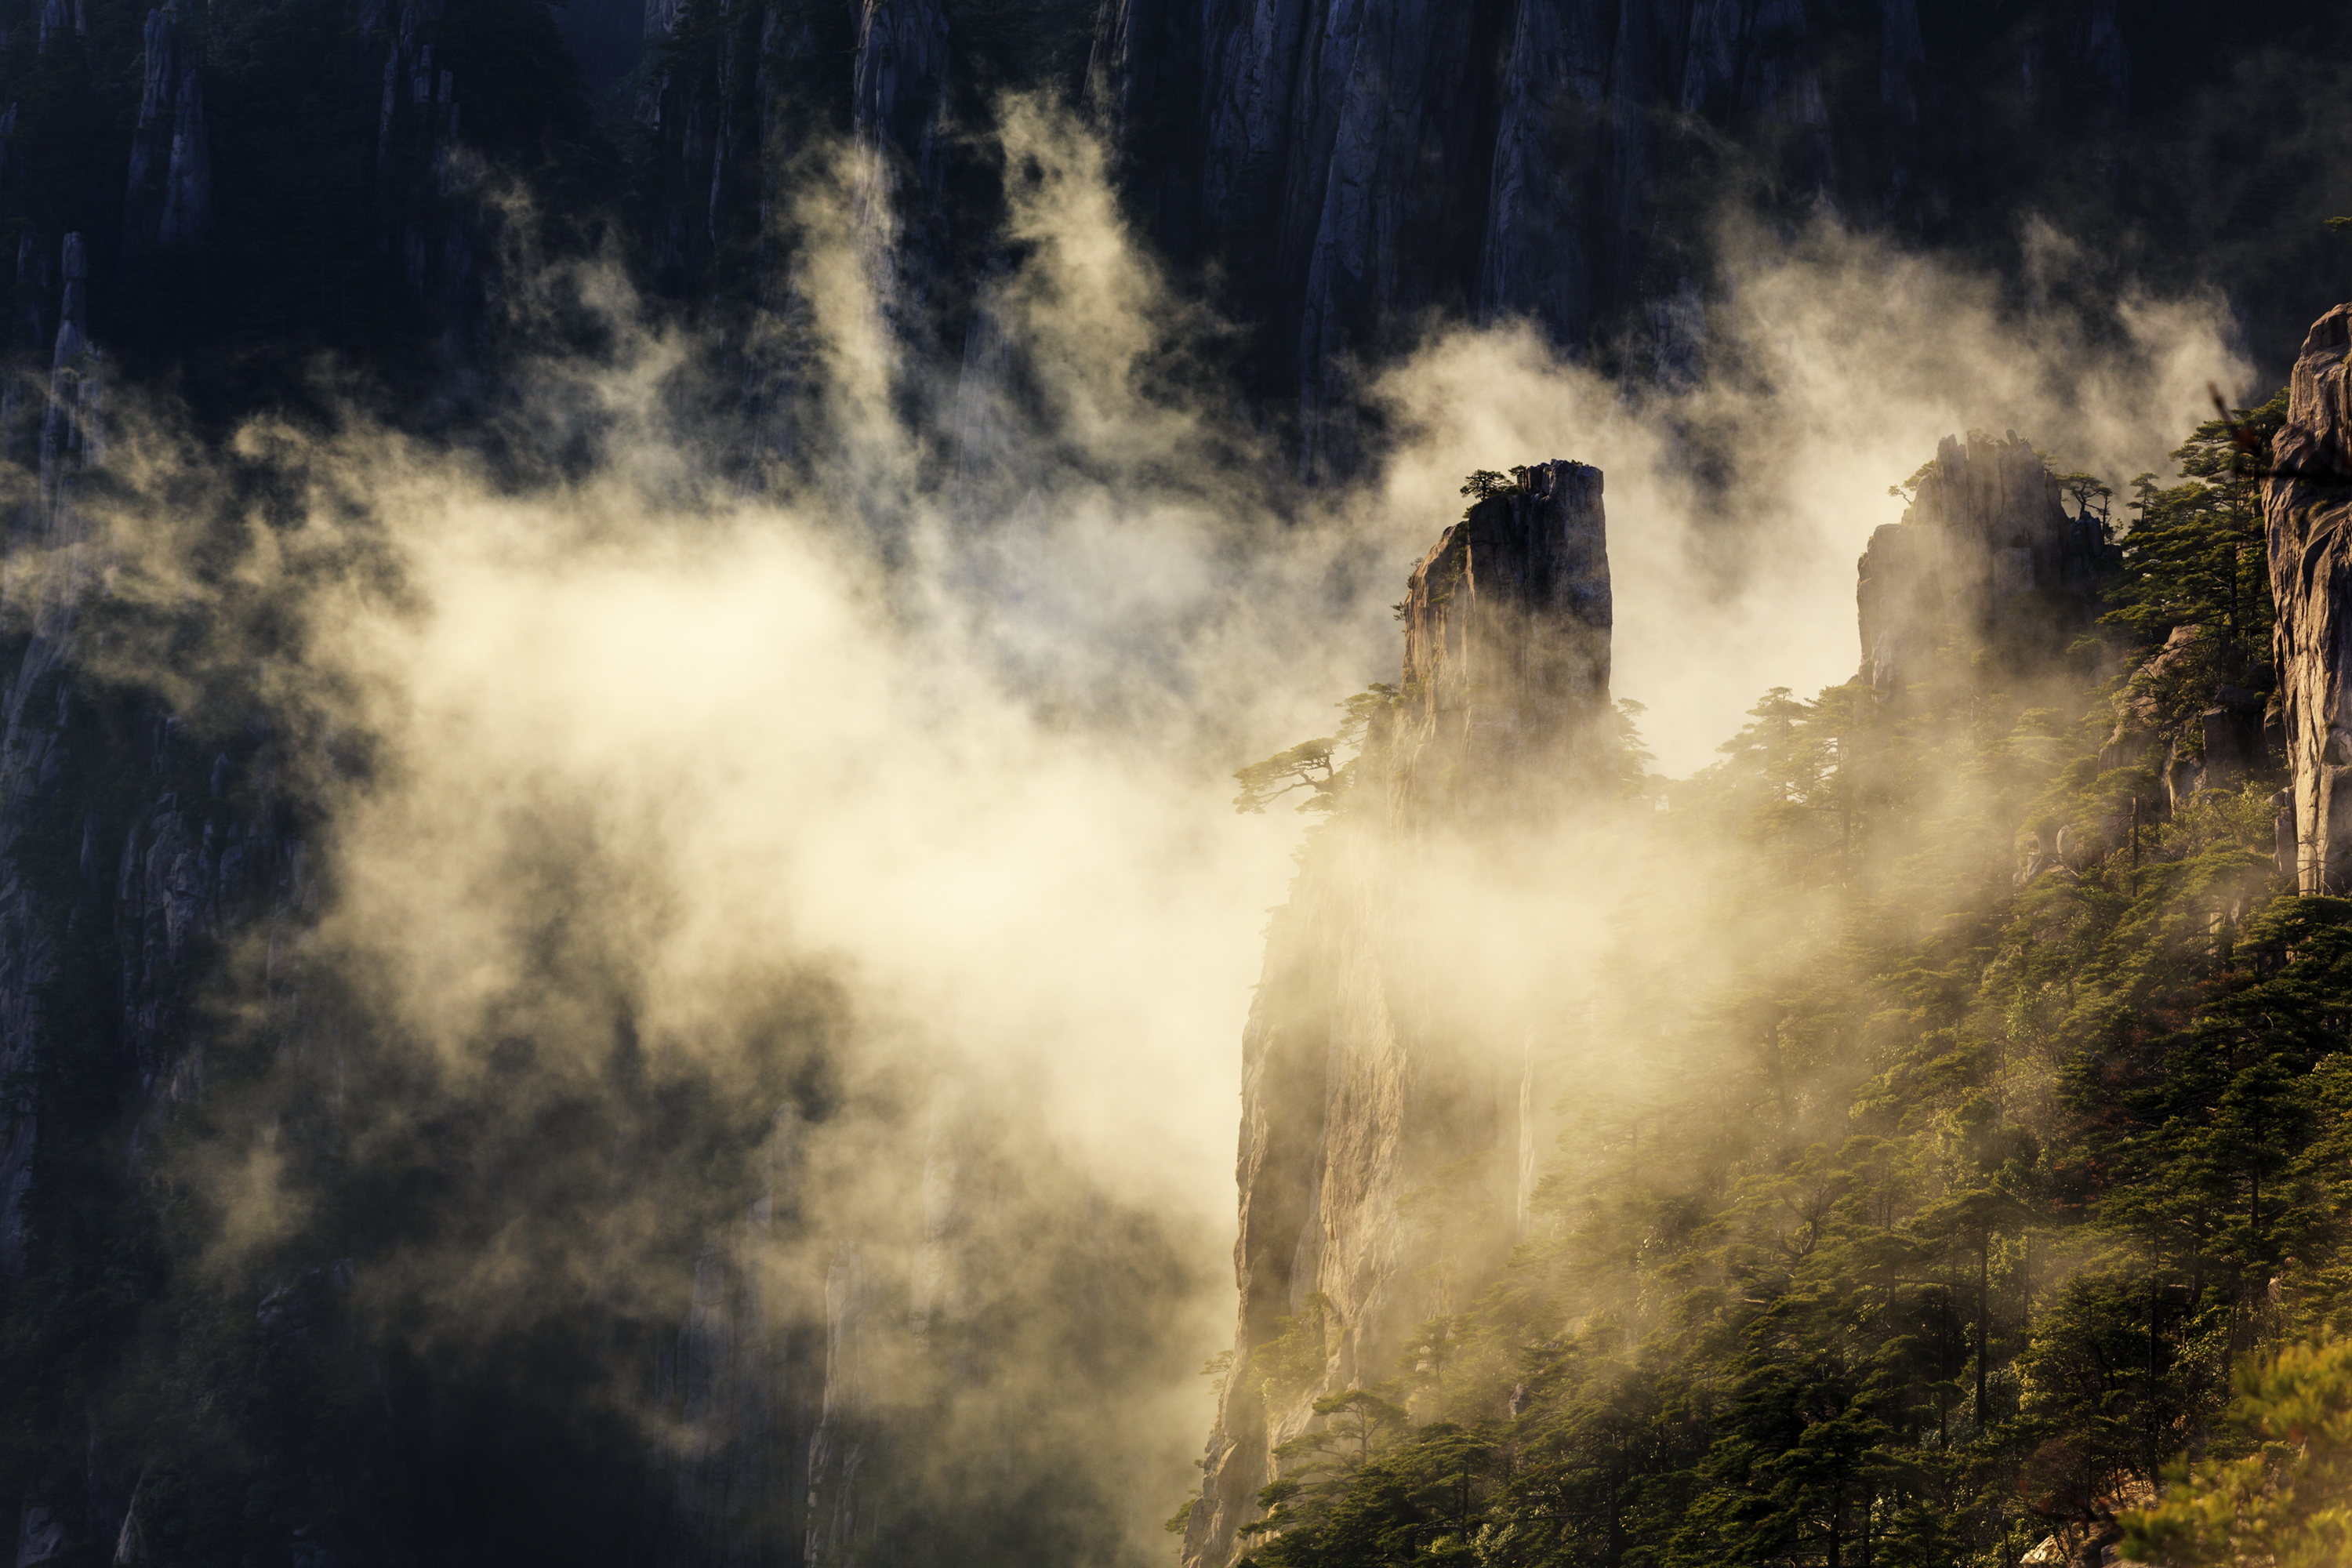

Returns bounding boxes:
[21,96,2259,1563]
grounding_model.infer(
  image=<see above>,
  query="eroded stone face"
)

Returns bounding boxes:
[2267,303,2352,893]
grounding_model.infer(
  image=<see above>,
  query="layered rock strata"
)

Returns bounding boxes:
[2267,303,2352,893]
[1182,461,1612,1568]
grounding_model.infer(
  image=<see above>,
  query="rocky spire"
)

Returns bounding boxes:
[2267,303,2352,893]
[1387,462,1615,818]
[1855,430,2110,701]
[1181,459,1613,1568]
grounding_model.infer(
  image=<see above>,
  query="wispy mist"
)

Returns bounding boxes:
[15,96,2265,1561]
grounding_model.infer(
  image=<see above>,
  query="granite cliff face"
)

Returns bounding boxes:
[1086,0,2136,474]
[2267,302,2352,894]
[1182,462,1611,1568]
[0,234,331,1561]
[602,0,2352,485]
[122,0,210,256]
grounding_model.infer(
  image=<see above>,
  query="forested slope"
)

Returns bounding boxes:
[1207,379,2352,1567]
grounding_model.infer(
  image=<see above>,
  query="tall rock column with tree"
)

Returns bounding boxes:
[1856,430,2113,704]
[2268,302,2352,893]
[1181,460,1613,1568]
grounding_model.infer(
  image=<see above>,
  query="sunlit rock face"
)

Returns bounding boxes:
[2267,303,2352,894]
[1855,431,2110,702]
[1387,463,1615,823]
[1182,461,1610,1568]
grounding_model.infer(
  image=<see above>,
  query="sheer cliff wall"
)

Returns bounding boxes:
[1183,461,1612,1568]
[2268,303,2352,894]
[612,0,2352,484]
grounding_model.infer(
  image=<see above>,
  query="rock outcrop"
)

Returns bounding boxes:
[2267,303,2352,893]
[1856,430,2111,702]
[1182,461,1611,1568]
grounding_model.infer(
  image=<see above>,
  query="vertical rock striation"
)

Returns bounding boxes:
[368,0,489,367]
[0,236,318,1554]
[1388,463,1615,818]
[2268,303,2352,893]
[1184,461,1611,1568]
[0,233,103,1283]
[850,0,951,351]
[122,1,211,257]
[1087,2,2130,478]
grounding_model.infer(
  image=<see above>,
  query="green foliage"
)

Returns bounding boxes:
[1233,736,1341,815]
[1255,1294,1340,1406]
[2104,390,2288,680]
[2122,1338,2352,1566]
[2055,470,2116,529]
[1230,687,1399,814]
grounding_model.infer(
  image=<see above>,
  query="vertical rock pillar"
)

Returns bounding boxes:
[1387,462,1613,819]
[1853,430,2109,702]
[1181,460,1612,1568]
[2267,303,2352,893]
